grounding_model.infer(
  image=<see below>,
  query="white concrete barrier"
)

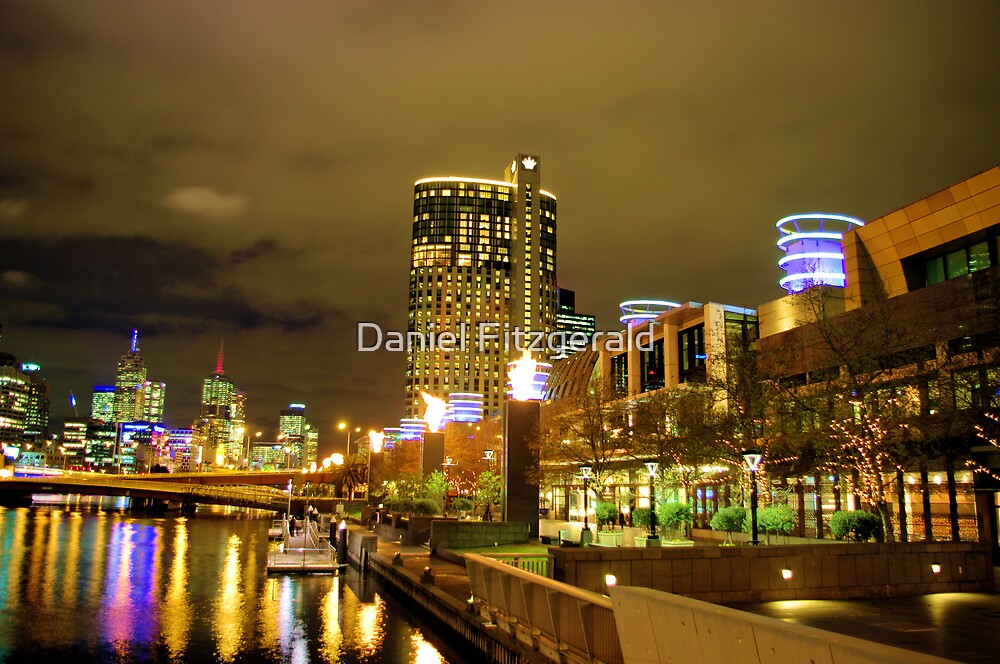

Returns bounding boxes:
[610,585,954,664]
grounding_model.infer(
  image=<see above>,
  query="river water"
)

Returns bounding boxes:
[0,501,477,664]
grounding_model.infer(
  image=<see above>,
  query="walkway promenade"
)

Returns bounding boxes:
[362,526,1000,663]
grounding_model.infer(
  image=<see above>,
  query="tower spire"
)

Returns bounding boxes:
[215,340,225,375]
[130,329,139,353]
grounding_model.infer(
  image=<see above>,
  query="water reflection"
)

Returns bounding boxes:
[0,505,470,663]
[162,519,191,660]
[214,533,244,661]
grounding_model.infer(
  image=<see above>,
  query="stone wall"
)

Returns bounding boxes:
[552,541,994,602]
[430,520,529,552]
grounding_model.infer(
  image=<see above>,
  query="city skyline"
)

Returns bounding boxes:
[1,1,999,443]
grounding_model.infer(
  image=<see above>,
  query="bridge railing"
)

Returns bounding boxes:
[5,476,288,509]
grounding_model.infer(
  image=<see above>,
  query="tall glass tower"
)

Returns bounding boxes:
[406,154,557,418]
[194,342,245,465]
[113,329,147,423]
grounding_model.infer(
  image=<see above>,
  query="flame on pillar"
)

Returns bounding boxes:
[368,429,385,454]
[420,392,448,433]
[508,350,538,401]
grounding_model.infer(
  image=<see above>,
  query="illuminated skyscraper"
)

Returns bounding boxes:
[0,352,29,439]
[138,380,166,422]
[90,385,115,423]
[406,154,557,418]
[193,342,245,465]
[113,329,147,423]
[278,403,317,467]
[20,361,49,441]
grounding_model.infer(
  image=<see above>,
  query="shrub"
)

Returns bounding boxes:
[710,506,747,536]
[657,502,693,531]
[595,501,619,529]
[758,504,796,538]
[631,507,652,527]
[829,509,883,542]
[411,498,441,516]
[451,497,473,512]
[383,497,413,514]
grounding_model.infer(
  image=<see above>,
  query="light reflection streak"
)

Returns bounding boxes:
[0,509,28,613]
[41,510,62,608]
[410,630,445,664]
[276,575,309,663]
[354,593,386,656]
[26,510,49,602]
[161,519,191,660]
[102,520,136,658]
[257,577,281,652]
[213,534,244,662]
[60,513,82,609]
[318,576,343,660]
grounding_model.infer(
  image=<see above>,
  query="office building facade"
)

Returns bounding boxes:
[279,403,318,467]
[193,344,246,465]
[406,154,557,418]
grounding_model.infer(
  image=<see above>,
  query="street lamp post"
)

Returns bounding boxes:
[742,450,763,546]
[338,422,361,456]
[579,465,593,545]
[645,461,659,541]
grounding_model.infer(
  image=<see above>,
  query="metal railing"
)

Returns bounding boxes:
[465,553,622,664]
[485,553,553,578]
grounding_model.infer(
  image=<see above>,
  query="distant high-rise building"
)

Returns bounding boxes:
[193,342,245,465]
[406,154,558,418]
[0,352,29,439]
[84,421,118,471]
[113,329,147,423]
[138,380,167,422]
[61,417,89,469]
[279,403,317,467]
[19,361,48,441]
[552,288,597,359]
[90,386,115,423]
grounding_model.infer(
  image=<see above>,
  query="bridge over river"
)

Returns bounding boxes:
[0,474,290,510]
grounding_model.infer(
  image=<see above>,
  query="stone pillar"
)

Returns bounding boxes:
[503,399,540,538]
[421,432,444,476]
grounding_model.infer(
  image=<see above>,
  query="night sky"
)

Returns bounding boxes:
[2,1,998,452]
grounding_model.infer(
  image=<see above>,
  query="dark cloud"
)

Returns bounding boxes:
[0,234,340,336]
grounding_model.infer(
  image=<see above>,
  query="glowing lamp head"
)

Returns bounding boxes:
[420,391,448,433]
[742,450,763,472]
[331,453,345,466]
[322,457,332,469]
[508,350,538,401]
[368,430,385,454]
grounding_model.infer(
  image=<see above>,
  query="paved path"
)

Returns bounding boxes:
[366,533,472,602]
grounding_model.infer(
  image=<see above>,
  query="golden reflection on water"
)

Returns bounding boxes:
[213,533,244,662]
[26,510,48,602]
[60,513,83,608]
[162,519,191,661]
[257,576,281,650]
[41,510,62,609]
[354,593,386,656]
[410,630,445,664]
[318,576,344,660]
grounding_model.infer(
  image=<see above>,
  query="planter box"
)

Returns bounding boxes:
[598,532,624,547]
